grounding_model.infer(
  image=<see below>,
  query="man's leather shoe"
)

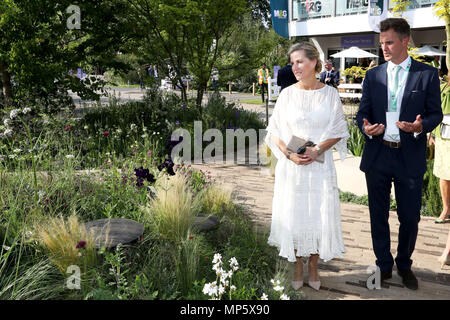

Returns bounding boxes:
[380,270,392,282]
[397,269,418,290]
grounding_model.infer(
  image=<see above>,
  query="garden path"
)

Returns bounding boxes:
[190,162,450,300]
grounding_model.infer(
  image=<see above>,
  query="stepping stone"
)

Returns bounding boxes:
[84,218,145,248]
[193,214,219,232]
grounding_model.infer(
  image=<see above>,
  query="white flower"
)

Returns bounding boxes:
[212,253,222,264]
[203,282,218,297]
[141,134,148,138]
[273,285,284,292]
[230,285,236,291]
[84,125,89,130]
[218,284,226,295]
[4,129,13,137]
[9,109,20,119]
[229,257,239,271]
[280,294,290,300]
[261,293,268,300]
[13,148,21,153]
[22,107,32,114]
[130,123,137,130]
[4,118,11,127]
[65,154,75,159]
[2,245,11,251]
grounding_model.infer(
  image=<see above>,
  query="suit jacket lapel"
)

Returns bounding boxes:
[377,63,388,113]
[400,59,421,116]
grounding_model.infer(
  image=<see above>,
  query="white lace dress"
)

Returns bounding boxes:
[265,84,349,263]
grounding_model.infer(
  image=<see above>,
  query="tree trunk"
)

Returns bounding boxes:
[0,61,13,107]
[196,88,204,117]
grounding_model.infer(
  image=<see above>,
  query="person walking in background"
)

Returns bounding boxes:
[369,60,378,69]
[319,60,340,88]
[356,18,443,290]
[265,42,349,292]
[153,65,160,85]
[277,59,297,92]
[257,63,270,103]
[211,67,219,92]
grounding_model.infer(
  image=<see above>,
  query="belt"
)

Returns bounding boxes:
[382,140,401,148]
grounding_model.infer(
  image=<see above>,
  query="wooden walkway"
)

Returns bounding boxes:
[192,162,450,300]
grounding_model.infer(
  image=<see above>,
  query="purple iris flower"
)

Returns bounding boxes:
[157,158,175,176]
[134,167,156,187]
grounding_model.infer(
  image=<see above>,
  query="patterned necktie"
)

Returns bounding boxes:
[389,65,401,112]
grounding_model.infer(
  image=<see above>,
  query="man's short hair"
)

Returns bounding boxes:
[379,18,410,39]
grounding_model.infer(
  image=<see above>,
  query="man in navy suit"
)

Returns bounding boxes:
[356,18,442,290]
[319,60,340,88]
[277,62,297,92]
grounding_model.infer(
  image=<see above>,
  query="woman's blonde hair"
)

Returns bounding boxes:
[288,42,322,74]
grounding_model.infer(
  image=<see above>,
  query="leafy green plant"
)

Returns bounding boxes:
[422,159,443,217]
[347,122,366,156]
[343,66,367,81]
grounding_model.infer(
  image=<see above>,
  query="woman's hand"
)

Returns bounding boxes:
[289,152,314,165]
[428,135,435,146]
[304,146,320,161]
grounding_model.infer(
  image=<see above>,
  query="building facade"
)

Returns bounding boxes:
[286,0,446,75]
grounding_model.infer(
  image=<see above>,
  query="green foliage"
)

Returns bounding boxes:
[347,121,366,156]
[0,0,129,113]
[343,66,367,81]
[422,159,443,216]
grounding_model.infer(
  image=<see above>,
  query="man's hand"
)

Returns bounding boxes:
[363,118,385,136]
[396,115,423,133]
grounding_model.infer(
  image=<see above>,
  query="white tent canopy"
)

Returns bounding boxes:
[412,45,446,56]
[331,46,378,58]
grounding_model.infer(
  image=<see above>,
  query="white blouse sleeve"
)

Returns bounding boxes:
[264,92,288,160]
[319,87,349,161]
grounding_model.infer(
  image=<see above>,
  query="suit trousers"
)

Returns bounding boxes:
[364,144,423,272]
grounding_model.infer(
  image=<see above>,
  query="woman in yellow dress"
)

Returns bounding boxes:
[429,76,450,267]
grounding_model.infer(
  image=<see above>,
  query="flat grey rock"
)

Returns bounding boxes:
[193,214,220,232]
[84,218,145,248]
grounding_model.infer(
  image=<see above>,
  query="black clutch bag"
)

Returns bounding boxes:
[286,135,325,163]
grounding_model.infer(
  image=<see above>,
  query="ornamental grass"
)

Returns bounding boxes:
[33,215,98,274]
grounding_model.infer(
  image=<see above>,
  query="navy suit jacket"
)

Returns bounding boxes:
[319,69,340,88]
[277,65,297,92]
[356,59,443,177]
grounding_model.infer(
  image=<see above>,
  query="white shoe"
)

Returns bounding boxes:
[291,280,303,290]
[308,280,321,291]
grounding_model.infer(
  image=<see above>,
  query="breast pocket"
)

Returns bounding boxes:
[408,90,425,108]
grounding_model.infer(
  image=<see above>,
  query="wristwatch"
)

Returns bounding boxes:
[314,145,322,154]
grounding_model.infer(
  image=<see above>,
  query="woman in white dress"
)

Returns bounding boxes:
[265,42,349,291]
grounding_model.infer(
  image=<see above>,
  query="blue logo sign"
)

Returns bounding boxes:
[271,0,289,38]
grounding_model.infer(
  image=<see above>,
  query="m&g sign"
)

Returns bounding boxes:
[270,0,290,38]
[293,0,333,20]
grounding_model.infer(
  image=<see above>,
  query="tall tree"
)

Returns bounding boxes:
[124,0,246,113]
[0,0,129,112]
